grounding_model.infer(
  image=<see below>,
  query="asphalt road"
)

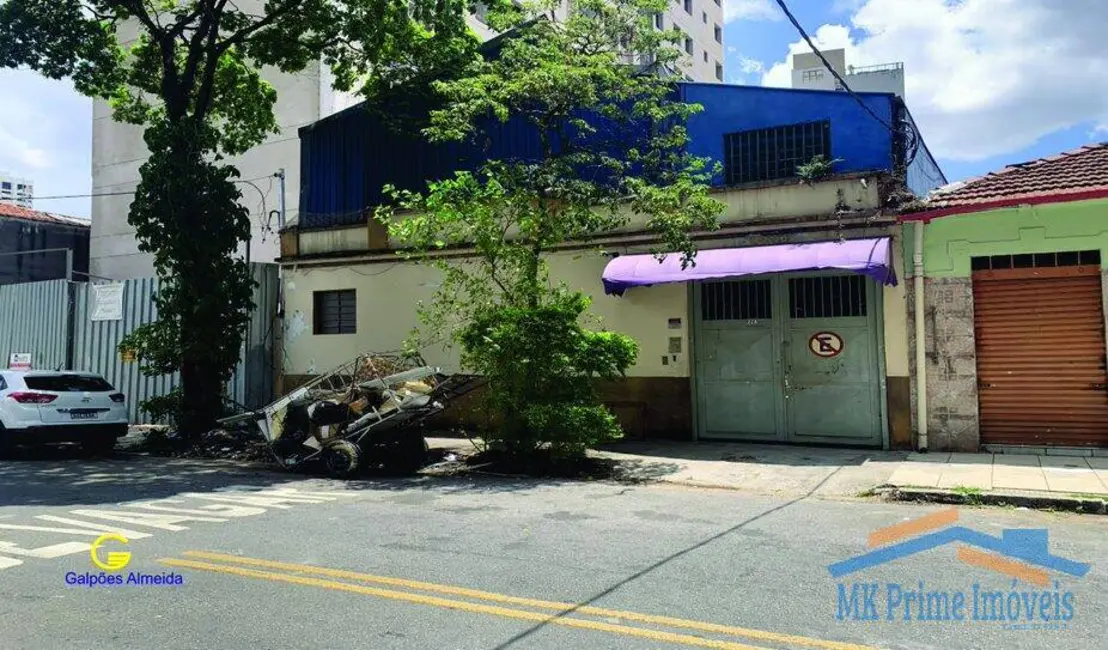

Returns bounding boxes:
[0,449,1105,650]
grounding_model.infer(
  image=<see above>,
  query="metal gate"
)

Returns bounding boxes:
[972,256,1108,447]
[693,273,884,446]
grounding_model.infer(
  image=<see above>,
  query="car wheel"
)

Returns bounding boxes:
[322,440,361,478]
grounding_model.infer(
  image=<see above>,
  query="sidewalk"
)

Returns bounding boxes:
[887,452,1108,496]
[428,437,907,498]
[426,438,1108,509]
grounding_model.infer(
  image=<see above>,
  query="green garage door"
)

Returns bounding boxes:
[693,273,884,446]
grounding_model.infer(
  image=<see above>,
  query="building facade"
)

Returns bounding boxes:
[791,49,905,100]
[0,203,90,285]
[0,173,33,208]
[902,144,1108,452]
[280,82,945,448]
[90,5,722,280]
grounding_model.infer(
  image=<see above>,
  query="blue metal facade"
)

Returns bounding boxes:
[299,83,945,229]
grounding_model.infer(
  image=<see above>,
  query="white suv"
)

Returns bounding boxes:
[0,370,129,454]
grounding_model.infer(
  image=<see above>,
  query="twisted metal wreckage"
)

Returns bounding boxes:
[220,353,483,477]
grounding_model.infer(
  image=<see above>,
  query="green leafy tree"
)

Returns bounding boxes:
[380,0,724,458]
[0,1,482,436]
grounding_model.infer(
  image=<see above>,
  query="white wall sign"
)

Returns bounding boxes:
[8,353,31,370]
[90,283,125,321]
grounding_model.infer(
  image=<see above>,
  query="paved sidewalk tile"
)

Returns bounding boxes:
[937,463,994,490]
[993,454,1041,467]
[991,465,1049,491]
[1039,456,1091,469]
[887,462,942,488]
[907,452,950,463]
[947,453,993,465]
[1041,468,1108,495]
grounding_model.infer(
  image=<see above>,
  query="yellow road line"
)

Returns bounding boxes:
[161,557,770,650]
[176,550,875,650]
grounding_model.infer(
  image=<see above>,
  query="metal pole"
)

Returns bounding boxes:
[276,168,286,230]
[913,221,928,452]
[65,248,73,282]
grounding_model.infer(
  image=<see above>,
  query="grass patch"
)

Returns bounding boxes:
[950,485,984,504]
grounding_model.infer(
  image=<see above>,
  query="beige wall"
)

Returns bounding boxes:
[883,231,910,377]
[284,238,906,383]
[282,249,690,378]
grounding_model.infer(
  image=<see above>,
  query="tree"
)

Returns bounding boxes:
[0,1,481,437]
[380,0,724,459]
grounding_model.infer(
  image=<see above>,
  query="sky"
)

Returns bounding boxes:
[2,0,1107,219]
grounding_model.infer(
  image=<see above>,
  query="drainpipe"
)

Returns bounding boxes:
[913,220,928,452]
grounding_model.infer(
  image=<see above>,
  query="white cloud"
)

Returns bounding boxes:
[757,0,1108,161]
[738,56,765,75]
[0,69,91,216]
[723,0,780,23]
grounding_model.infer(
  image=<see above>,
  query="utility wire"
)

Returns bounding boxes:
[26,175,281,202]
[772,0,895,133]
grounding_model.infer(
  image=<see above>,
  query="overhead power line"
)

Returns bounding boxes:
[27,175,281,202]
[771,0,895,133]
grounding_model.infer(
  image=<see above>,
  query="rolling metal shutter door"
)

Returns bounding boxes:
[973,266,1108,446]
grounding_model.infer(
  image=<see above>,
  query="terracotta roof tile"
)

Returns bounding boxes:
[921,142,1108,210]
[0,202,90,228]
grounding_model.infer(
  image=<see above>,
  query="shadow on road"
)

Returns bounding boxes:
[0,447,606,508]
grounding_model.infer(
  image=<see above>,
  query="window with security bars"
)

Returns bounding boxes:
[970,250,1101,271]
[701,280,772,321]
[313,289,357,334]
[724,120,832,185]
[789,276,867,319]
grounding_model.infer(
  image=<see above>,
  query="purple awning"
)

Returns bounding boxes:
[602,237,897,295]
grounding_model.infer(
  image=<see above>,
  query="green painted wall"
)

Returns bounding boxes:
[902,199,1108,278]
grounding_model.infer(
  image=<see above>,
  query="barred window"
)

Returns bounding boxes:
[724,120,832,185]
[701,280,772,321]
[313,289,357,335]
[789,276,867,319]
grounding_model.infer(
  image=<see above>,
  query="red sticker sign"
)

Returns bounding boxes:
[808,332,844,358]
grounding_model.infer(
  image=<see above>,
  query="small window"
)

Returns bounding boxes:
[714,0,721,5]
[971,250,1101,271]
[703,51,708,63]
[702,11,708,23]
[313,289,357,335]
[724,120,832,185]
[684,0,692,14]
[714,25,722,43]
[1,182,10,190]
[654,13,663,29]
[715,62,723,81]
[685,37,694,55]
[701,280,772,321]
[0,375,7,390]
[16,184,24,190]
[789,276,868,319]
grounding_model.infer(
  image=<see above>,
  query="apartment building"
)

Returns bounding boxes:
[90,4,724,279]
[0,173,33,208]
[790,48,905,99]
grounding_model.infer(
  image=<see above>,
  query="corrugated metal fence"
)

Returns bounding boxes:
[1,264,278,423]
[0,279,70,372]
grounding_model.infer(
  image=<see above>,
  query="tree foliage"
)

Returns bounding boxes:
[0,0,483,435]
[380,0,725,457]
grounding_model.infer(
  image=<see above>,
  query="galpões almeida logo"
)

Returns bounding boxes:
[828,508,1090,628]
[64,534,183,588]
[90,533,132,571]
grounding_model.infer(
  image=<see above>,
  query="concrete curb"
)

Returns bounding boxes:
[875,485,1108,515]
